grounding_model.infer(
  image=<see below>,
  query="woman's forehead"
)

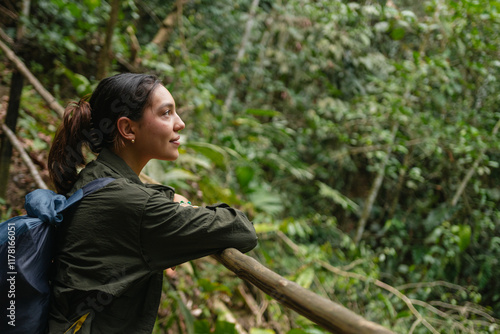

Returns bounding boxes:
[151,85,175,106]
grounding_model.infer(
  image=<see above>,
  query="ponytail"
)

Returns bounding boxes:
[48,99,92,194]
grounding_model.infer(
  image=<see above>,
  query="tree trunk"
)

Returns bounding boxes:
[387,148,411,218]
[97,0,120,79]
[222,0,260,119]
[354,123,398,244]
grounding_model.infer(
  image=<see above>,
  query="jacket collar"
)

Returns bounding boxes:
[96,148,143,186]
[67,148,143,196]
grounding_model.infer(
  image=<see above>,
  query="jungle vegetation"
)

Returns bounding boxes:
[0,0,499,333]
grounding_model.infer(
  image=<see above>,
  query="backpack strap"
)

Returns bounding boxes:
[0,178,115,243]
[63,177,116,209]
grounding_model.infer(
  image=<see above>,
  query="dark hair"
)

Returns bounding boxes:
[48,73,161,194]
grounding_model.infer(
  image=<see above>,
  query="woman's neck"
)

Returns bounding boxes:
[113,147,148,176]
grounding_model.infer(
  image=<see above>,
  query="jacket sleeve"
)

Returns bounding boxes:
[139,192,258,270]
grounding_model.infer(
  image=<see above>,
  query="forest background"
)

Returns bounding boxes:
[0,0,499,333]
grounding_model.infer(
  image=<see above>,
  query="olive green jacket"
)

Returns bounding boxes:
[48,149,258,333]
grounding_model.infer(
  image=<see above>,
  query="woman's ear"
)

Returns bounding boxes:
[116,116,136,142]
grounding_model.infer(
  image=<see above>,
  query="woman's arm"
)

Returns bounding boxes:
[140,192,258,271]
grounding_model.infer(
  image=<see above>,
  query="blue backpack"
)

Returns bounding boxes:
[0,177,114,334]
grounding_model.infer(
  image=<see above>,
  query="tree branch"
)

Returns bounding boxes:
[429,300,497,323]
[237,284,263,325]
[409,299,467,331]
[1,123,48,189]
[0,28,13,45]
[451,118,500,206]
[318,260,439,334]
[0,33,65,117]
[151,0,188,49]
[397,280,467,292]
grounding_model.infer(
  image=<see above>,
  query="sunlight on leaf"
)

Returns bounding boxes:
[317,182,360,215]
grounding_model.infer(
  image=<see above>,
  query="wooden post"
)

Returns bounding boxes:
[0,0,30,197]
[214,248,395,334]
[0,71,23,197]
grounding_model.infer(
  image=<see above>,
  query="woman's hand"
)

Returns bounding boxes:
[174,193,190,204]
[174,193,198,207]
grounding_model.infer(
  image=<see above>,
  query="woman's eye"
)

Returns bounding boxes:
[164,110,171,116]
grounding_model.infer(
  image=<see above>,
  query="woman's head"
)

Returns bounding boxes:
[88,73,161,151]
[118,84,185,168]
[48,73,164,193]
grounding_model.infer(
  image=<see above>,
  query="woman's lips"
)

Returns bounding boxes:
[170,136,181,145]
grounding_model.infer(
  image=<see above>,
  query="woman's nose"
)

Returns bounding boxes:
[174,114,185,132]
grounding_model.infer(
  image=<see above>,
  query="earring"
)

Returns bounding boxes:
[131,139,135,144]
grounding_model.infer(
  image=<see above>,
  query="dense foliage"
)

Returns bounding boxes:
[1,0,499,333]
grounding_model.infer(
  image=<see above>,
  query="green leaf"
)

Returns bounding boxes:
[266,153,314,181]
[56,62,93,95]
[250,329,276,334]
[212,321,237,334]
[254,223,279,233]
[161,169,198,183]
[287,330,308,334]
[317,182,360,214]
[296,267,315,289]
[194,320,211,334]
[246,109,282,117]
[391,27,405,40]
[236,165,255,191]
[170,291,194,334]
[66,3,82,18]
[378,292,396,318]
[185,142,228,168]
[83,0,101,11]
[197,278,232,295]
[287,328,324,334]
[33,137,48,151]
[395,310,412,319]
[458,225,471,252]
[248,188,284,215]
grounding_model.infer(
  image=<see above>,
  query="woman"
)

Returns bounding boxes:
[47,73,258,333]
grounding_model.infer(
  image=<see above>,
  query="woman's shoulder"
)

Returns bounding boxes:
[102,177,158,196]
[92,178,175,203]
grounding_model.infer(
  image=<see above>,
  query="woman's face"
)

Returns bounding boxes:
[133,85,185,161]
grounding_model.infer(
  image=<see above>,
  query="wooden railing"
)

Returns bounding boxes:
[215,248,394,334]
[0,35,394,334]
